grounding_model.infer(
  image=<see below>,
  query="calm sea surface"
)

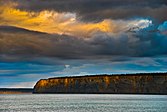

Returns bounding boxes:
[0,94,167,112]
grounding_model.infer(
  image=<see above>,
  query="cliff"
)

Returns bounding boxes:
[33,73,167,94]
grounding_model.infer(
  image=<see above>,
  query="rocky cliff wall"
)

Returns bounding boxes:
[33,73,167,94]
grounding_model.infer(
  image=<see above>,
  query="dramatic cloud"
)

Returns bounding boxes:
[0,3,155,37]
[0,0,167,87]
[0,3,112,37]
[0,21,167,62]
[4,0,167,22]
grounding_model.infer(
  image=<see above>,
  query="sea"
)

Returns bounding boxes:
[0,94,167,112]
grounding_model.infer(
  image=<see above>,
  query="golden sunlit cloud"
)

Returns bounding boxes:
[0,3,115,37]
[0,3,152,37]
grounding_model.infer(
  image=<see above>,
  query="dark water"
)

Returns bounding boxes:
[0,94,167,112]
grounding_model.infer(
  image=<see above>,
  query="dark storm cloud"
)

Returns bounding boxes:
[0,26,95,61]
[0,24,167,63]
[90,29,167,57]
[7,0,167,22]
[0,26,48,34]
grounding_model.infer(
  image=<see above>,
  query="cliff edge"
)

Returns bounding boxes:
[33,73,167,94]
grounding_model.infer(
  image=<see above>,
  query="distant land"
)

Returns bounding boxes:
[33,73,167,94]
[0,88,33,94]
[1,73,167,94]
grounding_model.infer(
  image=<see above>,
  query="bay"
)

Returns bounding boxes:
[0,94,167,112]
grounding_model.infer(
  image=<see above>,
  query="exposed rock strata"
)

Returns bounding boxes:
[33,73,167,94]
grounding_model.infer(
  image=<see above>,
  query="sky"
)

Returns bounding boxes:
[0,0,167,88]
